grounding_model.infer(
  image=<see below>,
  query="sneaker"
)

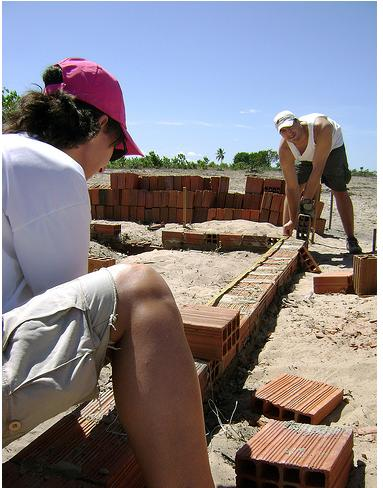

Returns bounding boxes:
[346,236,362,254]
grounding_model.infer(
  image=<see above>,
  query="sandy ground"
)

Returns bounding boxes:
[3,170,378,487]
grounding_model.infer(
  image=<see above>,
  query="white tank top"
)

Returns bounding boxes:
[287,113,344,161]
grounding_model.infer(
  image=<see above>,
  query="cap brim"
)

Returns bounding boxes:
[277,119,295,132]
[116,125,144,157]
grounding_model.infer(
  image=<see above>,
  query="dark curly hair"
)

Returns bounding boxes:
[3,65,125,160]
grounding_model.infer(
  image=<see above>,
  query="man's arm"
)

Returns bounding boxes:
[279,140,300,235]
[302,117,333,199]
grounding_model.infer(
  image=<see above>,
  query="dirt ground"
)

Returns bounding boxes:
[3,169,378,487]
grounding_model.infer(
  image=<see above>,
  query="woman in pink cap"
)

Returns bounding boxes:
[3,58,214,487]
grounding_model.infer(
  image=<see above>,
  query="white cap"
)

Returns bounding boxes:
[273,110,297,132]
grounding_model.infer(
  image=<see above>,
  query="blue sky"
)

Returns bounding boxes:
[2,1,378,169]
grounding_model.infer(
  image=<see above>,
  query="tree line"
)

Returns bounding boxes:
[2,88,376,176]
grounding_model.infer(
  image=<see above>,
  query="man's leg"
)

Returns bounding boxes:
[107,263,214,488]
[332,190,362,253]
[332,190,355,238]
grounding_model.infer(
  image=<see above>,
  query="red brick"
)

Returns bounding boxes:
[353,254,377,295]
[168,207,177,222]
[269,210,280,225]
[193,190,202,207]
[207,208,217,220]
[137,189,146,207]
[315,217,326,235]
[160,206,168,223]
[190,175,204,190]
[138,175,150,190]
[236,420,353,488]
[223,208,233,220]
[164,175,174,190]
[243,193,261,210]
[202,190,216,208]
[149,175,158,191]
[136,206,145,222]
[249,209,260,222]
[152,191,161,208]
[252,373,343,424]
[109,173,119,189]
[168,190,178,208]
[210,176,220,192]
[160,191,169,208]
[144,208,152,223]
[245,176,264,194]
[117,173,126,189]
[95,205,105,219]
[88,256,116,272]
[233,193,243,208]
[218,176,230,193]
[233,209,243,220]
[104,206,114,219]
[313,270,353,294]
[259,208,270,222]
[173,175,183,190]
[93,223,121,235]
[88,188,100,205]
[129,206,137,221]
[193,207,208,223]
[264,177,283,193]
[225,193,235,208]
[125,173,139,189]
[120,205,130,220]
[145,191,154,208]
[181,175,191,190]
[216,192,226,208]
[260,191,274,209]
[151,207,160,222]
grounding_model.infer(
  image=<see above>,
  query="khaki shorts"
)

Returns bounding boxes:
[297,144,352,192]
[2,268,117,446]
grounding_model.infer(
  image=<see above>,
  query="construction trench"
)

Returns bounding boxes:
[2,173,377,487]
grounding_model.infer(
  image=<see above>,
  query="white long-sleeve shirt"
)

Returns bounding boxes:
[2,133,90,313]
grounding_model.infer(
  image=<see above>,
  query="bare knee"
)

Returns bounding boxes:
[107,263,180,342]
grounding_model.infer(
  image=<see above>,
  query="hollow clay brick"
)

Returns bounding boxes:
[353,254,377,295]
[252,373,343,424]
[245,176,264,194]
[88,256,116,272]
[313,270,353,294]
[180,305,240,361]
[236,420,353,488]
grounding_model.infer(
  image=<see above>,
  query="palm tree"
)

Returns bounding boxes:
[216,148,225,164]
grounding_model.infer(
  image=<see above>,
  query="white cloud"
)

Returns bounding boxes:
[234,124,256,129]
[156,121,185,126]
[239,108,260,114]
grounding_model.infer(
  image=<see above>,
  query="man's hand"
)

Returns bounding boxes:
[283,220,295,236]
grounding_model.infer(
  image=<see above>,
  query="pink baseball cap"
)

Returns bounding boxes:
[44,57,143,157]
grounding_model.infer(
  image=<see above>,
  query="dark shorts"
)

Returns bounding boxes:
[296,144,352,192]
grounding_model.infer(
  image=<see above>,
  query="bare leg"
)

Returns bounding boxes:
[332,190,355,238]
[107,263,214,488]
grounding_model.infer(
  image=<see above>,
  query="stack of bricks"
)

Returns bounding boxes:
[89,173,288,226]
[162,230,273,251]
[89,172,328,231]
